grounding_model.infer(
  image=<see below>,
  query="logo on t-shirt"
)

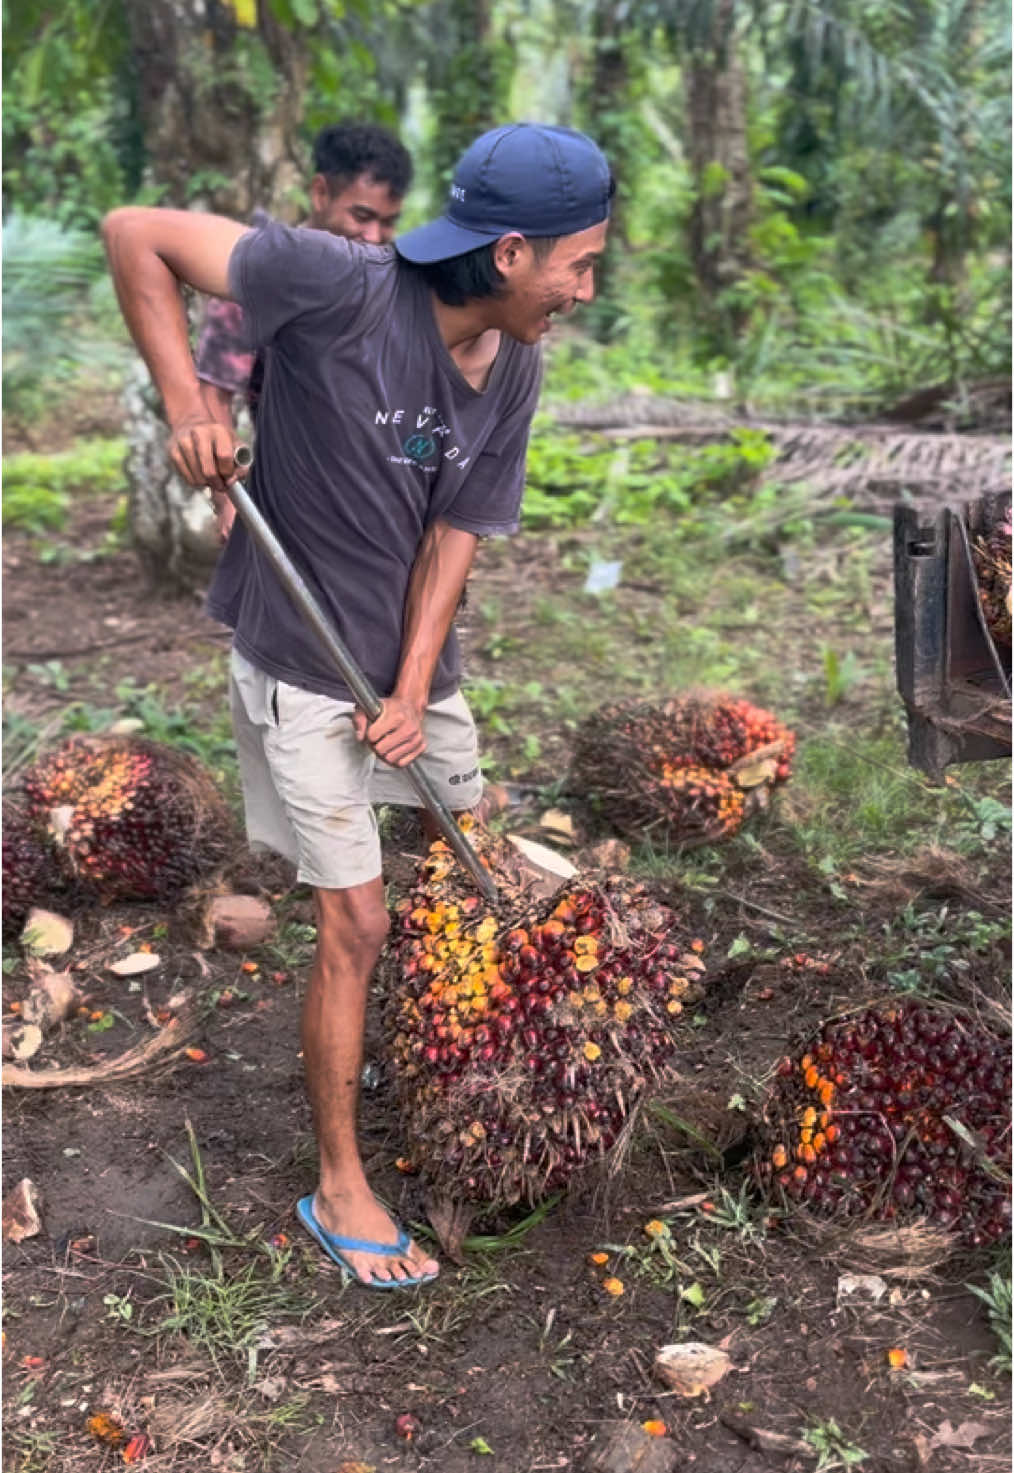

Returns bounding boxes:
[403,432,437,463]
[375,405,471,473]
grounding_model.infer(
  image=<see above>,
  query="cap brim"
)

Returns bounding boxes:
[394,215,503,264]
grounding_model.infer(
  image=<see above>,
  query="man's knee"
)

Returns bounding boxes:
[314,884,390,967]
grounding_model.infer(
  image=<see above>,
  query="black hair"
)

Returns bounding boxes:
[312,123,413,198]
[408,235,561,308]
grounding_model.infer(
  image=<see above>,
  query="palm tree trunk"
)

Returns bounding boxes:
[685,0,752,323]
[577,3,638,334]
[121,0,309,594]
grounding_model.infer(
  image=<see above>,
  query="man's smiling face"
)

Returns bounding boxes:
[491,221,609,345]
[309,172,404,245]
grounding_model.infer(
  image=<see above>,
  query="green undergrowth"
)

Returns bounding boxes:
[138,1254,316,1373]
[522,420,775,531]
[467,519,892,772]
[785,729,1012,865]
[2,436,125,534]
[967,1264,1013,1374]
[521,415,889,541]
[876,903,1011,996]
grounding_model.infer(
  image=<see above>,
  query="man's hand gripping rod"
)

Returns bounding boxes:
[226,446,498,904]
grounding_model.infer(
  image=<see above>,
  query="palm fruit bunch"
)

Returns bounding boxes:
[2,800,66,934]
[386,824,706,1207]
[571,692,796,845]
[5,735,235,911]
[755,1001,1011,1247]
[970,501,1012,649]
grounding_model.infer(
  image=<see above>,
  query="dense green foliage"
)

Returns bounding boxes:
[2,0,138,229]
[2,0,1010,415]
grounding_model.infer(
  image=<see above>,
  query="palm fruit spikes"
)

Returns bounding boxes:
[756,1001,1011,1247]
[385,823,707,1207]
[571,691,796,845]
[655,765,745,843]
[15,735,235,906]
[970,501,1012,649]
[2,800,65,934]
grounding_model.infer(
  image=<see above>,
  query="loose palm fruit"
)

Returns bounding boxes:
[755,1001,1011,1246]
[384,823,707,1208]
[571,691,795,845]
[21,735,235,904]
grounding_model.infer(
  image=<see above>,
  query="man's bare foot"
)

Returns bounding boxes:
[470,781,511,826]
[311,1188,439,1286]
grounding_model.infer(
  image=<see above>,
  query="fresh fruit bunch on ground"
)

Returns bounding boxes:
[756,1000,1011,1246]
[386,824,706,1207]
[2,735,236,923]
[970,499,1012,649]
[571,692,796,845]
[1,800,66,934]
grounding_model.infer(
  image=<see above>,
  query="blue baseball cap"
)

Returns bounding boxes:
[395,123,613,264]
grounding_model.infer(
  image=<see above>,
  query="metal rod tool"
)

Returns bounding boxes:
[225,445,498,903]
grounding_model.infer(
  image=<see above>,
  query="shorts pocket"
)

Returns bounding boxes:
[230,651,278,730]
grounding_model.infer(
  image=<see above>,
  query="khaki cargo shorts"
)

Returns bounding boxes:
[229,649,483,889]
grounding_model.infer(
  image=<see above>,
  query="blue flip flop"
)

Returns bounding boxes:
[295,1195,438,1290]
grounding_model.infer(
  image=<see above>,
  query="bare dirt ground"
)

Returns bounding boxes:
[3,479,1011,1473]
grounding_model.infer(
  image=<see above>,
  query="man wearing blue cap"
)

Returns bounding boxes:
[102,122,613,1291]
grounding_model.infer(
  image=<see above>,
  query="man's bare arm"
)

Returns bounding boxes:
[101,207,249,491]
[202,381,238,423]
[355,521,478,766]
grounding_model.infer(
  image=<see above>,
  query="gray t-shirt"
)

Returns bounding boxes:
[207,221,543,703]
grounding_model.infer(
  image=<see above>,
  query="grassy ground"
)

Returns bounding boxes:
[2,426,1010,1471]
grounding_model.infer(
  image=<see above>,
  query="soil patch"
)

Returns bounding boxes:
[3,884,1009,1472]
[3,496,228,732]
